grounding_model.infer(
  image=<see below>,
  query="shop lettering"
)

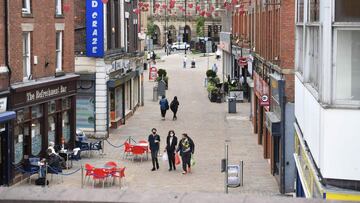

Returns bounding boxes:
[86,0,104,57]
[26,85,67,102]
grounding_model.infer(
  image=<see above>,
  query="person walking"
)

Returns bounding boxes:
[148,128,161,171]
[170,96,179,120]
[177,133,195,174]
[183,55,187,68]
[212,63,218,74]
[165,130,178,171]
[159,95,169,120]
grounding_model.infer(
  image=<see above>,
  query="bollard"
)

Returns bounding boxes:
[81,165,84,188]
[224,144,229,194]
[240,160,244,186]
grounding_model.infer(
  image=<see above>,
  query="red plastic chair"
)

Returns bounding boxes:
[85,164,94,183]
[104,161,117,168]
[123,142,133,159]
[110,167,126,187]
[138,140,149,160]
[92,168,109,188]
[132,146,146,162]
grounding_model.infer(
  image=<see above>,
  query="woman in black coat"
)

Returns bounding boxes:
[177,133,195,174]
[165,130,178,171]
[170,96,179,120]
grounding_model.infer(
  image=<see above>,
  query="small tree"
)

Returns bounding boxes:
[147,19,156,37]
[196,16,205,37]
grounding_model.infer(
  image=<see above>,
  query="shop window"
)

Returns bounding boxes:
[56,31,63,71]
[306,26,320,90]
[55,0,62,16]
[62,98,71,110]
[296,26,304,74]
[335,0,360,22]
[297,0,304,23]
[31,105,43,119]
[22,32,31,80]
[115,87,123,119]
[334,29,360,103]
[48,100,56,114]
[308,0,319,22]
[62,111,70,143]
[31,120,42,156]
[48,116,56,144]
[14,126,23,165]
[76,95,95,130]
[22,0,31,14]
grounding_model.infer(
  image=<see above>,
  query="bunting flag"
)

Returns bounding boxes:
[196,5,201,11]
[138,2,143,7]
[133,8,140,14]
[101,0,108,3]
[63,4,70,12]
[155,2,160,9]
[162,3,167,9]
[188,3,193,8]
[210,5,215,12]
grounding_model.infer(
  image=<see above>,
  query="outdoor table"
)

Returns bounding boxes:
[133,143,149,160]
[59,149,73,169]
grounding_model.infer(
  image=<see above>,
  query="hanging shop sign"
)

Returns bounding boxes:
[219,32,231,53]
[149,67,158,81]
[86,0,104,57]
[254,72,270,106]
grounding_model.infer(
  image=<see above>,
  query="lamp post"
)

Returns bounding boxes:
[184,0,187,55]
[165,0,168,55]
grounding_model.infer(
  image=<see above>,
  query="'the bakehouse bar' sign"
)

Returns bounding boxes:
[26,85,67,102]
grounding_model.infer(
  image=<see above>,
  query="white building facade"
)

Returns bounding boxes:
[294,0,360,200]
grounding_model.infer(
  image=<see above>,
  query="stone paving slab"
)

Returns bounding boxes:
[4,52,281,199]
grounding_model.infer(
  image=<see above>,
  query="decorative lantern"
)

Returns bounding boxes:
[101,0,108,4]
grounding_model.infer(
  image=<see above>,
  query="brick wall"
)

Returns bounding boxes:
[7,0,74,83]
[232,0,295,102]
[74,0,86,54]
[0,0,5,66]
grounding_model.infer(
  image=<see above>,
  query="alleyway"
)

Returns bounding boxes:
[13,52,279,196]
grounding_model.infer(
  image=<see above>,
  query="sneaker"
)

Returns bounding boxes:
[151,168,156,171]
[182,171,187,175]
[168,168,172,171]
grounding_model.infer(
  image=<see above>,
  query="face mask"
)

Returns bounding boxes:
[152,131,156,134]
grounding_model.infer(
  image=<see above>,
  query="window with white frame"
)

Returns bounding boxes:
[334,29,360,102]
[55,0,62,16]
[56,32,63,71]
[22,0,31,14]
[22,32,31,80]
[335,0,360,22]
[308,0,319,22]
[295,26,304,74]
[333,0,360,104]
[306,26,320,90]
[296,0,304,23]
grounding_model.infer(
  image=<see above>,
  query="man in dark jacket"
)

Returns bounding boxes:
[166,130,178,171]
[170,96,179,120]
[177,133,195,174]
[159,95,169,120]
[148,128,161,171]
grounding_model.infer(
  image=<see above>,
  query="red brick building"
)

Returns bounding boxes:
[0,0,78,185]
[231,0,295,193]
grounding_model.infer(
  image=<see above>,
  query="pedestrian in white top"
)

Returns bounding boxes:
[183,55,187,68]
[212,63,218,73]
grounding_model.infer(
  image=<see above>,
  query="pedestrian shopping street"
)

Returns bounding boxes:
[11,52,278,196]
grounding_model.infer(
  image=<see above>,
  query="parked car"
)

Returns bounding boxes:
[171,42,190,51]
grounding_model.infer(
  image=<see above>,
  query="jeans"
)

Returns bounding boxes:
[151,149,159,169]
[181,153,191,172]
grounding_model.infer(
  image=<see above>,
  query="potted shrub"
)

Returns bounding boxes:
[156,69,168,89]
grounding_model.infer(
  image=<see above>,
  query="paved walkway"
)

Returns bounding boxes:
[11,52,278,197]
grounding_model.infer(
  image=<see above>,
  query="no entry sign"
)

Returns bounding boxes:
[149,67,158,81]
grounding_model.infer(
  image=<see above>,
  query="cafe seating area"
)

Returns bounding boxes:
[84,162,126,188]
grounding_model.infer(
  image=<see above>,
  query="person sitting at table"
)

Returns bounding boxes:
[148,128,160,171]
[46,149,65,172]
[48,142,58,155]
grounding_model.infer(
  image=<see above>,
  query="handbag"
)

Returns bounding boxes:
[175,153,181,165]
[191,156,195,166]
[162,153,168,161]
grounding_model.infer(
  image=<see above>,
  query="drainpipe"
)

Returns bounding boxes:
[5,0,11,84]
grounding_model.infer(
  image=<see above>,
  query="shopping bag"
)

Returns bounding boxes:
[175,153,181,165]
[191,156,196,166]
[162,153,168,161]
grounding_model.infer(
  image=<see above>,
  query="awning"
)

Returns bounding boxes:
[0,111,16,123]
[107,71,137,88]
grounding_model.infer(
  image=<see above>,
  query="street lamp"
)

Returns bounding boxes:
[184,0,187,55]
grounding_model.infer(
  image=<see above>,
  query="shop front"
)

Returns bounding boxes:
[0,94,16,186]
[76,73,96,132]
[231,46,252,101]
[253,62,271,160]
[10,74,78,184]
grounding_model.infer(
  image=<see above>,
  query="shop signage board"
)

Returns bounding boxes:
[86,0,104,57]
[0,97,7,113]
[206,41,212,53]
[219,32,231,53]
[149,67,158,81]
[254,72,270,107]
[26,85,67,102]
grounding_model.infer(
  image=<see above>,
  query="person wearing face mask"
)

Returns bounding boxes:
[148,128,161,171]
[165,130,178,171]
[177,133,195,174]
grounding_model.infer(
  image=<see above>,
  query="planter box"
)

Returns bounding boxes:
[208,92,222,103]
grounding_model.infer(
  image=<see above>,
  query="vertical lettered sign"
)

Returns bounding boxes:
[86,0,104,57]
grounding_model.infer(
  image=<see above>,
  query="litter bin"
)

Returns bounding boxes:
[228,97,236,113]
[153,85,158,101]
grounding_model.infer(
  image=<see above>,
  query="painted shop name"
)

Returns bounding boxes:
[26,85,67,102]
